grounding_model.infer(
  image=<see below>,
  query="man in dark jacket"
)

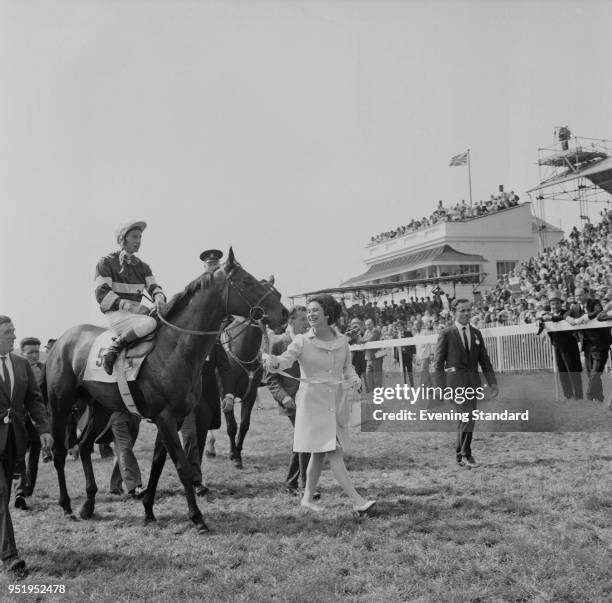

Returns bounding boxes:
[0,317,52,578]
[541,292,583,400]
[182,340,235,496]
[434,300,498,468]
[14,337,45,505]
[565,287,611,402]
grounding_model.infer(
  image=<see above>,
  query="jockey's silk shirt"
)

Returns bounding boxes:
[95,251,163,313]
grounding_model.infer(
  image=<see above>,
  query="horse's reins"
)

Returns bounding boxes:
[222,319,269,403]
[146,267,277,337]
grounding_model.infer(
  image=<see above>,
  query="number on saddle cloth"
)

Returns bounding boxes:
[83,331,157,384]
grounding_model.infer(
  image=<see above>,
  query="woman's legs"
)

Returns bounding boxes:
[326,448,368,507]
[301,452,325,509]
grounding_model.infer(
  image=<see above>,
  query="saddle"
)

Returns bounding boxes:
[83,331,157,418]
[124,332,156,360]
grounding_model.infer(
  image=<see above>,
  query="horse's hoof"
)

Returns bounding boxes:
[66,512,78,522]
[144,515,157,526]
[79,504,94,520]
[196,522,209,533]
[232,457,243,469]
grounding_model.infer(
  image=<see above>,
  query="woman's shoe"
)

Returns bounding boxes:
[300,499,324,512]
[353,500,376,515]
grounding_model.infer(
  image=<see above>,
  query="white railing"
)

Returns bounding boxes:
[350,323,554,374]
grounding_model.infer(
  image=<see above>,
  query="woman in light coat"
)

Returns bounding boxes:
[264,295,376,514]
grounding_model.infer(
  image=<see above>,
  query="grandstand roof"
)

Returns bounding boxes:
[527,156,612,195]
[532,216,563,232]
[292,272,485,300]
[342,244,486,286]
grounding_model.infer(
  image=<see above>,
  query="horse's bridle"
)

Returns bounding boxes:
[156,265,279,337]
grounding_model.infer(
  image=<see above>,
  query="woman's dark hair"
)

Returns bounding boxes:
[307,294,342,325]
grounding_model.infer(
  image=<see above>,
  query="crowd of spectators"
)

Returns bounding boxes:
[336,207,612,337]
[369,190,520,246]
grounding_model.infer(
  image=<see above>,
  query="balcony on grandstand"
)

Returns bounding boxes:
[345,202,563,298]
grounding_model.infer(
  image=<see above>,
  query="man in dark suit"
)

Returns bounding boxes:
[267,306,313,495]
[565,287,611,402]
[540,292,583,400]
[181,340,235,496]
[433,299,498,468]
[14,337,45,506]
[0,316,53,578]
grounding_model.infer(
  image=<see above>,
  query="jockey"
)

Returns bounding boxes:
[95,220,166,375]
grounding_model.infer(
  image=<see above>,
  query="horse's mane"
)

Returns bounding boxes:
[164,272,215,318]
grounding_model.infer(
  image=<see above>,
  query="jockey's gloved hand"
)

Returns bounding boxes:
[135,303,151,316]
[152,295,166,317]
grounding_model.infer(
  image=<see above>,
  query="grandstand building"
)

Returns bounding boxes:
[342,202,562,298]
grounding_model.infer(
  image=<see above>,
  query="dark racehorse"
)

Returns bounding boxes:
[45,249,287,531]
[220,316,268,468]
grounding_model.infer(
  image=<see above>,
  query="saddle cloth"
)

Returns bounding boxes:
[83,331,155,383]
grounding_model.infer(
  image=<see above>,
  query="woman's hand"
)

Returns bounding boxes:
[262,353,280,371]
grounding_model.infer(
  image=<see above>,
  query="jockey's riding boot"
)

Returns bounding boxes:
[102,336,128,375]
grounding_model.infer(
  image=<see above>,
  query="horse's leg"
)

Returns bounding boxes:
[234,395,255,470]
[153,411,208,532]
[141,431,167,525]
[50,397,74,517]
[78,430,97,520]
[225,406,239,465]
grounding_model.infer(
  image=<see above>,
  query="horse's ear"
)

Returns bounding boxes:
[268,274,275,285]
[227,247,236,268]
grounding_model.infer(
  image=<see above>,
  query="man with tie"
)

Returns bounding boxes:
[565,287,611,402]
[0,316,53,578]
[434,299,498,468]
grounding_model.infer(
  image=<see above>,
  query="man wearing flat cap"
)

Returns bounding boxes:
[540,292,583,400]
[14,337,45,508]
[95,221,166,375]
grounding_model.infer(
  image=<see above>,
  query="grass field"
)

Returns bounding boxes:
[2,381,612,602]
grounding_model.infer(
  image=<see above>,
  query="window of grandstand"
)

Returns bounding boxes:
[439,264,481,276]
[497,260,517,277]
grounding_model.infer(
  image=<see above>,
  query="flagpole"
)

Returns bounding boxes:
[467,149,473,205]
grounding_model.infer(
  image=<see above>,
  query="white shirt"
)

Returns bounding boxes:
[0,354,14,397]
[454,321,471,351]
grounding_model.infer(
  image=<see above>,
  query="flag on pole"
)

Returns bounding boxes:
[449,151,468,166]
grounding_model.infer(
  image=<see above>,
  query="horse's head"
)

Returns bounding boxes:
[217,248,288,329]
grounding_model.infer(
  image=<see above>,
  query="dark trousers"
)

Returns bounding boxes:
[181,383,219,485]
[553,345,583,400]
[0,429,18,562]
[285,415,310,489]
[456,401,475,461]
[401,355,414,387]
[15,419,40,498]
[584,344,608,402]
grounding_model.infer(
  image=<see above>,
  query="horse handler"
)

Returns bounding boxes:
[95,220,166,497]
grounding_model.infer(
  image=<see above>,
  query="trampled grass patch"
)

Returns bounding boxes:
[1,387,611,601]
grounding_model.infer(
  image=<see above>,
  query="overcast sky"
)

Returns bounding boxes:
[1,1,611,343]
